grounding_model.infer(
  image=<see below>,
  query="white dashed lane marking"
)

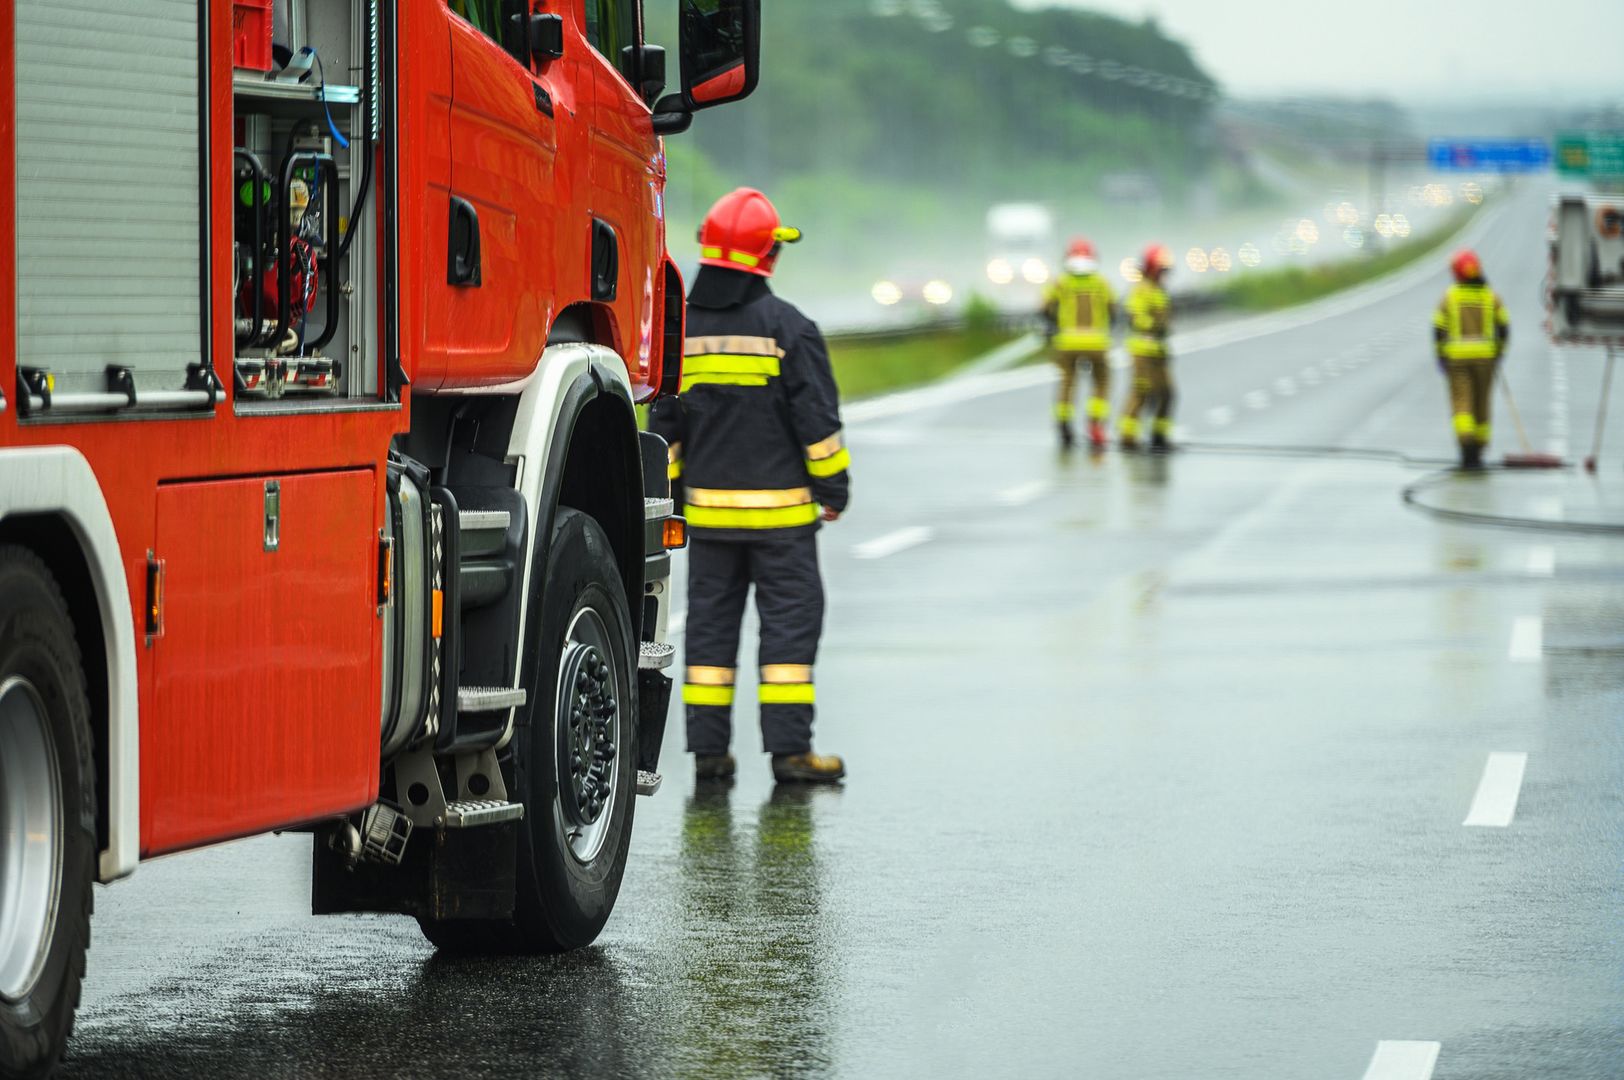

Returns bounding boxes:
[1509,616,1543,662]
[1273,377,1297,396]
[1206,406,1235,427]
[1463,752,1529,828]
[853,526,934,560]
[1244,390,1270,410]
[995,480,1052,507]
[1361,1040,1440,1080]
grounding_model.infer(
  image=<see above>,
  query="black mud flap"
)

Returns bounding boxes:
[312,821,517,921]
[636,669,673,774]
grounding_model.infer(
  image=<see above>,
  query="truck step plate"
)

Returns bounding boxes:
[457,685,527,713]
[441,799,525,828]
[639,641,675,670]
[458,509,511,532]
[636,770,663,796]
[644,496,674,520]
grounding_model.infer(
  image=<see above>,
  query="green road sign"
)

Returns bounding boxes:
[1556,131,1624,178]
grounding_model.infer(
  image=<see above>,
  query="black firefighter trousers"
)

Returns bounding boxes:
[682,532,824,756]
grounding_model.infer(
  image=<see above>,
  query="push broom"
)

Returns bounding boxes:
[1498,370,1566,469]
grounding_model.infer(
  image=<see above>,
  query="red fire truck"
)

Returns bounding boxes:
[0,2,759,1073]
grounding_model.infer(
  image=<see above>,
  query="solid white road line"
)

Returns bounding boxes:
[1463,752,1529,828]
[1206,405,1235,427]
[853,526,933,560]
[1525,546,1555,576]
[1509,616,1543,662]
[1361,1040,1441,1080]
[996,479,1052,507]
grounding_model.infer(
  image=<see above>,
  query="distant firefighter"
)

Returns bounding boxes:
[1433,249,1510,469]
[1118,245,1176,450]
[1043,238,1118,450]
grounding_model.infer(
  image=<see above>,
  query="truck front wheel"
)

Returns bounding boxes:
[0,547,95,1080]
[420,508,636,953]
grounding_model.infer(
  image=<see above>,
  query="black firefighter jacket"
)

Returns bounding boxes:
[649,270,851,542]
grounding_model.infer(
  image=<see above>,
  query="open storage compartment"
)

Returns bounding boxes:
[231,0,388,408]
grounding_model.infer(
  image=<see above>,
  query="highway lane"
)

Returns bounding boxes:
[61,183,1624,1079]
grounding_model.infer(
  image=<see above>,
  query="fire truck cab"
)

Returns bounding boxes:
[0,2,759,1074]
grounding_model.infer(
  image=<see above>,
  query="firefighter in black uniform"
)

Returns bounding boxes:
[649,188,850,784]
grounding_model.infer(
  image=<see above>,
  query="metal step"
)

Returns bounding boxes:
[458,509,512,532]
[440,799,525,828]
[457,685,526,713]
[636,770,663,796]
[639,641,675,671]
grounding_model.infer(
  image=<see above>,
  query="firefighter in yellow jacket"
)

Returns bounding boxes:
[1042,238,1117,450]
[1433,249,1510,469]
[1119,245,1175,450]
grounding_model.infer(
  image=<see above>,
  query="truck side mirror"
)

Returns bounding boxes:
[512,12,564,65]
[622,44,668,108]
[677,0,760,111]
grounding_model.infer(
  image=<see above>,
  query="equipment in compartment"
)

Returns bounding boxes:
[232,3,380,403]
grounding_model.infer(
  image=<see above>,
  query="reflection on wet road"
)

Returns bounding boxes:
[63,186,1624,1078]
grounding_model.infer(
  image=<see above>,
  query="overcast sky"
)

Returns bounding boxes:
[1012,0,1624,102]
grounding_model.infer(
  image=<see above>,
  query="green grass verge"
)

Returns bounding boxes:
[1210,208,1477,311]
[825,326,1015,401]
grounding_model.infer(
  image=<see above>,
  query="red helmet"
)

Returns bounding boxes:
[1142,244,1173,277]
[1067,237,1095,259]
[1450,249,1482,282]
[698,188,802,278]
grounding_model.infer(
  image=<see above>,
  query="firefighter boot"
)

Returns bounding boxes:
[1151,431,1171,451]
[1058,421,1076,450]
[1460,443,1484,470]
[694,753,738,781]
[771,752,846,784]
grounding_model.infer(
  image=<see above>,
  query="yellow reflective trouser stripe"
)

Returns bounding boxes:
[680,372,769,391]
[1153,418,1173,435]
[1453,412,1476,435]
[668,442,683,479]
[683,684,736,707]
[685,665,735,686]
[685,503,822,529]
[1054,401,1075,421]
[687,486,813,509]
[1086,397,1110,420]
[682,355,782,377]
[1119,416,1142,437]
[805,447,851,478]
[668,460,683,479]
[759,683,815,705]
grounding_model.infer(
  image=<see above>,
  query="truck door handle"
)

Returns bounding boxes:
[591,218,619,302]
[448,196,482,287]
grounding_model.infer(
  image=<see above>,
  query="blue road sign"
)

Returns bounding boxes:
[1427,139,1551,173]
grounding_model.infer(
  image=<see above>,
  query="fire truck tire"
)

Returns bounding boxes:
[420,508,636,953]
[0,547,95,1080]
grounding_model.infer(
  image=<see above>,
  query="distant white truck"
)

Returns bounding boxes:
[985,202,1057,290]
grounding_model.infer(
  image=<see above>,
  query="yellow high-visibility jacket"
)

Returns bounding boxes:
[1433,283,1509,361]
[1125,280,1170,359]
[1044,272,1115,353]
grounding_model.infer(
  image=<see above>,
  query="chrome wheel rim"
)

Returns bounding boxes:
[554,607,622,864]
[0,676,63,1003]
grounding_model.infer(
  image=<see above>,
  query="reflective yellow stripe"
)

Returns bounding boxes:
[1119,416,1142,437]
[701,246,724,260]
[1153,418,1173,435]
[683,684,736,707]
[668,460,683,480]
[684,503,822,530]
[805,448,851,478]
[668,442,683,479]
[760,663,813,683]
[1086,396,1111,420]
[685,665,736,686]
[804,431,844,460]
[759,683,815,705]
[1441,341,1498,360]
[1453,412,1476,435]
[687,486,813,509]
[771,226,802,243]
[683,355,781,377]
[1054,401,1075,421]
[680,373,769,391]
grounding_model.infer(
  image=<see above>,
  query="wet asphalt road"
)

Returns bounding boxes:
[64,184,1624,1079]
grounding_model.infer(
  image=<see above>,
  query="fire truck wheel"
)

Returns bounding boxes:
[0,547,96,1080]
[420,509,636,953]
